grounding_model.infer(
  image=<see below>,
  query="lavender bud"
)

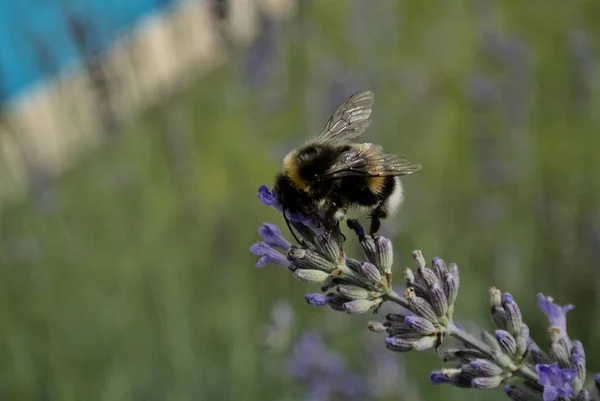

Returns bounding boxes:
[337,284,370,300]
[428,283,448,317]
[495,353,518,372]
[385,336,414,352]
[417,267,439,287]
[287,248,336,273]
[327,295,351,311]
[492,306,509,331]
[412,335,438,351]
[304,292,330,306]
[384,321,413,336]
[496,330,517,356]
[469,359,504,377]
[503,293,523,337]
[594,373,600,394]
[443,348,487,363]
[490,288,508,330]
[405,287,438,323]
[358,234,378,265]
[342,298,381,315]
[528,341,552,365]
[432,257,448,281]
[549,327,572,367]
[360,261,382,283]
[368,321,386,332]
[504,385,541,401]
[412,250,427,269]
[571,340,586,384]
[516,324,529,357]
[430,369,470,388]
[386,335,436,352]
[408,282,429,300]
[490,287,502,307]
[471,376,504,389]
[482,331,501,351]
[405,316,438,335]
[404,267,415,284]
[374,236,393,273]
[316,231,343,263]
[293,269,330,283]
[448,263,460,286]
[386,313,406,323]
[574,390,591,401]
[444,273,458,307]
[345,258,363,274]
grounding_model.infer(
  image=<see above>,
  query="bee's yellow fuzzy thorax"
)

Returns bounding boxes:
[283,150,311,193]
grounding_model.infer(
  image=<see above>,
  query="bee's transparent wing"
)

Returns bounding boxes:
[312,90,374,146]
[323,145,421,179]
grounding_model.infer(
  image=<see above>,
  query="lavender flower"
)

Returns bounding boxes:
[250,184,598,400]
[536,363,578,401]
[258,223,292,249]
[537,293,575,337]
[252,185,390,314]
[249,242,290,268]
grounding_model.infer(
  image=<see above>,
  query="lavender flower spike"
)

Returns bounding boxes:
[250,182,598,400]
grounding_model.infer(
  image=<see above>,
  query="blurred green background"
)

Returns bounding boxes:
[1,0,600,400]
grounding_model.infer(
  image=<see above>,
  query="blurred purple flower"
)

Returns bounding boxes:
[289,332,366,401]
[537,293,575,335]
[536,363,577,401]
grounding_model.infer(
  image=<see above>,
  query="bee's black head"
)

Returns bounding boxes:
[274,173,319,216]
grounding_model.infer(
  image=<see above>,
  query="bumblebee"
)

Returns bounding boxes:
[274,90,421,238]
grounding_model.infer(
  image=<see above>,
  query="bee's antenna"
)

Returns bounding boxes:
[283,209,304,246]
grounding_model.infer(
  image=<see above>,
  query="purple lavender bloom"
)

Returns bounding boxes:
[536,363,577,401]
[257,184,280,208]
[258,223,292,250]
[304,292,330,307]
[595,373,600,393]
[257,185,312,224]
[249,242,290,268]
[430,371,449,385]
[537,293,575,334]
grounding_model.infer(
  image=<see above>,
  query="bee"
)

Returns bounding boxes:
[274,90,421,239]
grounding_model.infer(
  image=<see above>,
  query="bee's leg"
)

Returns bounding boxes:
[369,205,387,236]
[283,209,308,247]
[324,203,348,242]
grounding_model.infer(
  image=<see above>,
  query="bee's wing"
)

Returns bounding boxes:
[323,145,421,179]
[312,90,374,146]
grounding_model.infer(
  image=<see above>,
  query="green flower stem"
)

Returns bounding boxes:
[385,290,410,309]
[514,365,540,384]
[446,323,495,359]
